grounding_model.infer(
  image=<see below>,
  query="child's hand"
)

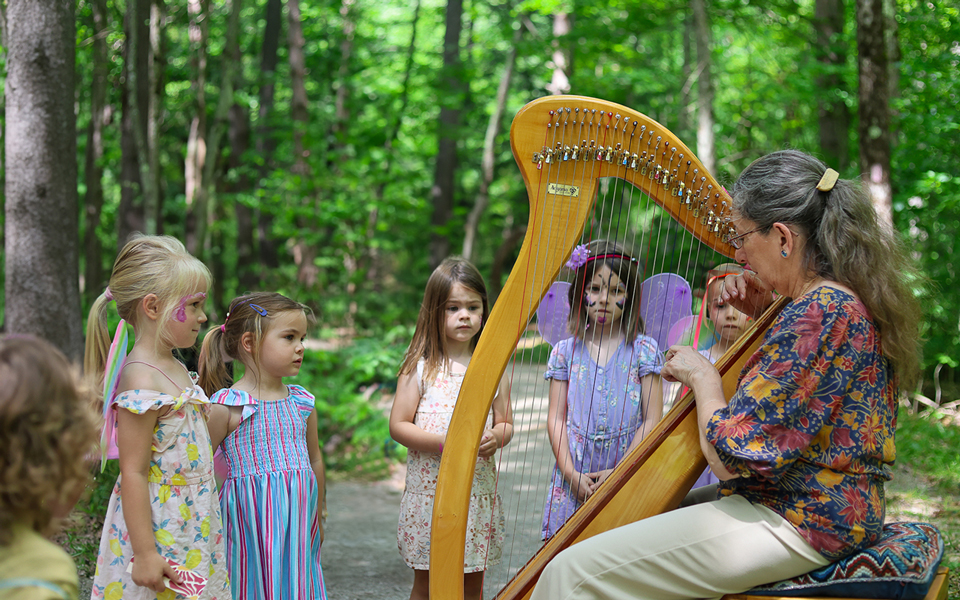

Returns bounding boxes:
[585,468,614,490]
[566,471,598,502]
[478,428,500,457]
[131,552,181,593]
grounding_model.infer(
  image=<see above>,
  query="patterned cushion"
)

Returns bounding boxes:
[748,522,943,599]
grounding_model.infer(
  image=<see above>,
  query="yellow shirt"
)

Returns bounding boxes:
[0,525,78,600]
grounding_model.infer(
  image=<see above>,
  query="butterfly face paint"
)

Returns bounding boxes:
[584,266,626,328]
[172,292,208,322]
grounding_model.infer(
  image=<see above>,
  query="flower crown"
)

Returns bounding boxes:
[565,244,637,269]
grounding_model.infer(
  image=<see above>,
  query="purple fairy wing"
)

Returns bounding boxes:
[100,319,129,471]
[536,281,573,347]
[639,273,692,350]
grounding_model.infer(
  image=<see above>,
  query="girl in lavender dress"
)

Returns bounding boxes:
[541,239,664,540]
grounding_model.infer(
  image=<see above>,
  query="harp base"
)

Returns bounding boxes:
[721,567,950,600]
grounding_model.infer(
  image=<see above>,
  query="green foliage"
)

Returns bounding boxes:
[895,408,960,493]
[295,335,410,477]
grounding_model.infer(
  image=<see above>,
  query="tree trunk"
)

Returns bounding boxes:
[117,0,151,244]
[856,0,893,228]
[185,0,210,258]
[815,0,850,170]
[679,15,693,140]
[691,0,715,174]
[255,0,283,271]
[4,0,83,359]
[462,25,520,261]
[149,0,166,234]
[83,0,111,307]
[545,13,571,95]
[288,0,319,287]
[429,0,464,268]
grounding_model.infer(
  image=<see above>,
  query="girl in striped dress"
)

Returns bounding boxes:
[199,292,326,600]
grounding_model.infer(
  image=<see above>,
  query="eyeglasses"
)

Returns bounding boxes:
[726,227,763,250]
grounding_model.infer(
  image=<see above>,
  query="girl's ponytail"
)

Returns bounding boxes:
[198,326,231,397]
[83,292,113,399]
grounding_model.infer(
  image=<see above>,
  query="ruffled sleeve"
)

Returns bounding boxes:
[633,334,662,379]
[544,338,574,381]
[287,385,317,418]
[114,384,206,414]
[210,388,259,425]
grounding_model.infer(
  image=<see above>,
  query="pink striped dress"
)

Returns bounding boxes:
[213,385,326,600]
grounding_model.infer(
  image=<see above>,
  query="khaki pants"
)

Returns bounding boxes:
[530,494,830,600]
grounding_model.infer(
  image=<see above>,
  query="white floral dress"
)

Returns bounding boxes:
[397,362,504,572]
[91,382,230,600]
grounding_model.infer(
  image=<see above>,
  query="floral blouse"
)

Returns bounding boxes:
[706,287,897,561]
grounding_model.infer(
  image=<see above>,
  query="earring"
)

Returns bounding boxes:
[781,250,788,258]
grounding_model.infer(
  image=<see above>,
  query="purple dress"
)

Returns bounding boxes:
[541,335,661,539]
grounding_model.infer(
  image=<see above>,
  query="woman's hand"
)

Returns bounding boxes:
[718,270,775,318]
[131,552,180,593]
[662,345,716,387]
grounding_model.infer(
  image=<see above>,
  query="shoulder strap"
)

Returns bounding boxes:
[122,360,187,390]
[416,360,425,396]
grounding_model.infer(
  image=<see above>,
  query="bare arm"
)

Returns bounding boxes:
[116,409,180,592]
[631,373,663,447]
[306,409,326,545]
[389,370,445,453]
[545,378,595,501]
[479,374,514,457]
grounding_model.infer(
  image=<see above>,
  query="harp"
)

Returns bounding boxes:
[429,95,785,599]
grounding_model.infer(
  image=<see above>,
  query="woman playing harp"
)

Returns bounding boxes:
[529,149,923,600]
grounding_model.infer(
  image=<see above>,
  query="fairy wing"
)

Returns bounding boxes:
[535,281,573,347]
[639,273,693,351]
[100,319,129,471]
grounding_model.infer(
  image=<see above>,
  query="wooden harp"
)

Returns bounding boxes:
[429,95,784,599]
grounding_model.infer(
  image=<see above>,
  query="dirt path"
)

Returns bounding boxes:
[322,479,412,599]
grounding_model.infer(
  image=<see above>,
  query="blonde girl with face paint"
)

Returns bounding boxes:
[540,239,663,540]
[86,235,230,600]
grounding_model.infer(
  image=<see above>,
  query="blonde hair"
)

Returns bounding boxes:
[0,335,98,544]
[732,150,923,388]
[399,257,489,384]
[84,235,212,395]
[198,292,310,396]
[567,239,645,343]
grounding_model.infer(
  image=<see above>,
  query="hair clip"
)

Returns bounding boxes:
[566,245,590,269]
[248,303,268,317]
[816,168,839,192]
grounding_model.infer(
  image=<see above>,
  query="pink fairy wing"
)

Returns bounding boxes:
[536,281,573,347]
[666,314,716,351]
[639,273,692,350]
[99,319,129,470]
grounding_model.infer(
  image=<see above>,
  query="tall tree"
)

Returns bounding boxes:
[691,0,715,174]
[815,0,851,170]
[83,0,112,307]
[185,0,210,258]
[546,13,571,95]
[117,0,153,243]
[255,0,283,272]
[4,0,83,358]
[462,24,521,261]
[856,0,893,227]
[429,0,464,267]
